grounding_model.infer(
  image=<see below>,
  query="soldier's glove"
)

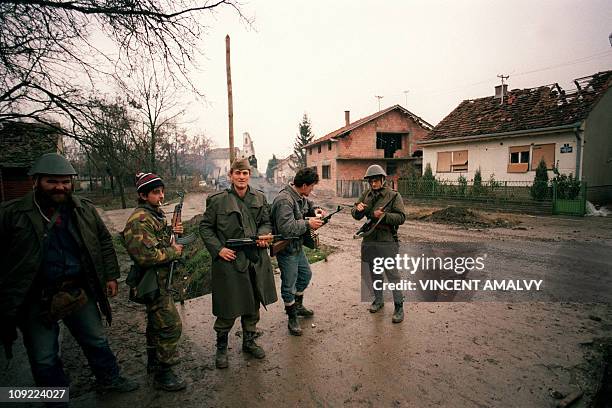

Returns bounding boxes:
[1,317,18,367]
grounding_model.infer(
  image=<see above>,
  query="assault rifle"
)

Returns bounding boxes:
[353,197,395,239]
[304,205,343,225]
[302,205,343,249]
[226,234,298,251]
[167,191,196,292]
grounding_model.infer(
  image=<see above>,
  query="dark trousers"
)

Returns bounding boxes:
[19,296,120,386]
[213,309,260,334]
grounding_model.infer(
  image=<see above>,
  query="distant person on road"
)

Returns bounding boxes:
[199,158,277,369]
[122,172,186,391]
[352,164,406,323]
[271,167,324,336]
[0,153,138,393]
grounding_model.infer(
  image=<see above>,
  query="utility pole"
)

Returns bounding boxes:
[497,74,509,105]
[226,35,235,163]
[374,95,384,111]
[403,90,409,107]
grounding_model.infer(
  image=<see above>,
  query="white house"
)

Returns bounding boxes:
[272,154,297,185]
[419,70,612,203]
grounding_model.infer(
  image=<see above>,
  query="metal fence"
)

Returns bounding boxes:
[397,178,551,202]
[396,178,587,216]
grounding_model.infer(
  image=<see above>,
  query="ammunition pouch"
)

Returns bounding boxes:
[127,265,160,304]
[41,281,88,324]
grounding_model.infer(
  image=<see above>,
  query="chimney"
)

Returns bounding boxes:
[344,111,350,126]
[494,84,508,100]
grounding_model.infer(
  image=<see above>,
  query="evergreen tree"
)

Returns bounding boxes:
[530,158,550,200]
[293,113,315,169]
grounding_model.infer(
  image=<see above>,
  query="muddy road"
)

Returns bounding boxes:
[2,190,612,407]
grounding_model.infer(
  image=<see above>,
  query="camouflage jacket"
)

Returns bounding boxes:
[122,203,180,281]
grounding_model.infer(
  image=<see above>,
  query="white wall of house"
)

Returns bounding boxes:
[273,158,296,185]
[421,131,578,182]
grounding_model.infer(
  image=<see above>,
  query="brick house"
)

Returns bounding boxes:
[419,70,612,203]
[0,121,63,202]
[305,105,433,196]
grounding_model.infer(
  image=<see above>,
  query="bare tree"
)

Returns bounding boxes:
[80,98,140,208]
[124,65,185,172]
[0,0,247,136]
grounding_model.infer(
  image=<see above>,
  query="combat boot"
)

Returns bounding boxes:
[285,304,302,336]
[215,332,229,369]
[146,347,158,374]
[369,300,384,313]
[154,364,186,392]
[294,294,314,317]
[392,303,404,323]
[242,331,266,359]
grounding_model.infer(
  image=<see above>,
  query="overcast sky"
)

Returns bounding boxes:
[183,0,612,171]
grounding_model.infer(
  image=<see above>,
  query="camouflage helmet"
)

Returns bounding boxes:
[28,153,77,176]
[363,164,386,179]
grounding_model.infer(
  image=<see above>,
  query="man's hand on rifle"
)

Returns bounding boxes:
[373,207,385,219]
[355,202,367,212]
[172,222,184,235]
[308,217,324,230]
[219,247,237,261]
[314,208,327,217]
[256,233,274,248]
[172,242,184,256]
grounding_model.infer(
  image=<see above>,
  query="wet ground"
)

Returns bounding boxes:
[2,186,612,407]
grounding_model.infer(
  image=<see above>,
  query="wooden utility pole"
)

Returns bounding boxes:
[226,34,235,163]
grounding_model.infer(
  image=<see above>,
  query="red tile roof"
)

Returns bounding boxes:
[421,70,612,144]
[305,104,433,148]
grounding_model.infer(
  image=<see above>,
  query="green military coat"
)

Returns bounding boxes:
[199,186,277,319]
[0,191,120,322]
[351,184,406,243]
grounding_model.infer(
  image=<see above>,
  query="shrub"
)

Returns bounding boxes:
[530,158,550,200]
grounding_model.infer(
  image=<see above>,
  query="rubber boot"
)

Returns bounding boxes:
[154,364,186,392]
[285,304,303,336]
[242,331,266,359]
[146,347,158,374]
[294,294,314,317]
[215,332,229,369]
[392,303,404,323]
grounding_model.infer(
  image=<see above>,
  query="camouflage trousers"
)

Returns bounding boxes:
[146,293,182,365]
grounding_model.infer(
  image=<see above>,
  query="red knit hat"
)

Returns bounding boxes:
[135,172,164,194]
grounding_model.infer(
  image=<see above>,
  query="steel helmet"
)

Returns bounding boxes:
[363,164,386,179]
[28,153,77,176]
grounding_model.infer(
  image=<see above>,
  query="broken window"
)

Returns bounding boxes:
[328,141,332,151]
[322,165,330,179]
[386,162,398,176]
[508,145,530,173]
[531,143,555,170]
[437,150,468,172]
[376,133,403,158]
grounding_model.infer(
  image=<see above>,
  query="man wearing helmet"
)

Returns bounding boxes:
[0,153,138,393]
[351,164,406,323]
